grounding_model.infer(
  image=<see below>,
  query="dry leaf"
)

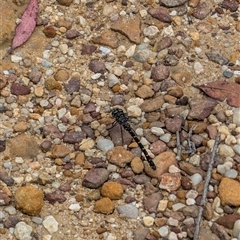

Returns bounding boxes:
[3,0,38,59]
[193,80,240,107]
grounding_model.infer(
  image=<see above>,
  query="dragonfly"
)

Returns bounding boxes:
[111,108,157,170]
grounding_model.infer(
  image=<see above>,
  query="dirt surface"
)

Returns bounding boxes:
[0,0,240,240]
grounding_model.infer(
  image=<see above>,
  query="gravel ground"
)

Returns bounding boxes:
[0,0,240,240]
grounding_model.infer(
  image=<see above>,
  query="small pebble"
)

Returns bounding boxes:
[14,222,32,240]
[233,220,240,238]
[142,216,155,227]
[96,138,114,152]
[233,108,240,126]
[172,203,186,211]
[158,226,169,237]
[224,169,238,179]
[42,215,59,234]
[223,70,233,78]
[233,145,240,156]
[190,173,202,186]
[160,133,172,143]
[117,204,139,219]
[69,203,81,211]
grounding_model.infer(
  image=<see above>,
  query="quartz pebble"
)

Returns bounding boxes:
[224,169,238,179]
[96,138,114,152]
[142,216,155,227]
[233,220,240,238]
[158,226,169,237]
[233,108,240,126]
[14,222,32,240]
[42,215,59,234]
[190,173,202,187]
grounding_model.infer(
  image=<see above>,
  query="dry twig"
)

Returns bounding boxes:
[193,131,221,240]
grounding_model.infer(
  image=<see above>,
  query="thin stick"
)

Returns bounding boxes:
[176,130,181,161]
[193,131,221,240]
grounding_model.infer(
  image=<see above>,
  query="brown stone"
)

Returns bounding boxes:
[101,182,123,200]
[135,85,154,99]
[43,26,56,38]
[0,74,7,89]
[215,214,240,229]
[13,121,28,132]
[106,146,134,168]
[8,135,39,158]
[15,185,44,216]
[54,69,69,82]
[111,16,141,44]
[93,197,115,214]
[140,95,165,113]
[52,144,71,158]
[219,178,240,206]
[145,151,178,180]
[92,30,119,49]
[159,172,181,192]
[45,78,62,91]
[167,86,183,98]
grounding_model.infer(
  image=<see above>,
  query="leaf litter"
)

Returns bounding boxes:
[3,0,38,59]
[193,80,240,108]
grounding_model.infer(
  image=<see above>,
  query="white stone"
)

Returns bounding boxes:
[212,196,221,210]
[143,26,159,38]
[11,55,22,63]
[127,105,142,117]
[233,220,240,238]
[15,157,24,163]
[168,231,178,240]
[14,222,32,240]
[111,66,123,76]
[169,165,181,173]
[194,62,204,75]
[4,206,17,215]
[142,216,155,227]
[233,108,240,126]
[167,217,178,226]
[219,144,235,157]
[96,137,114,152]
[217,164,228,175]
[125,45,136,58]
[160,133,171,143]
[186,198,196,205]
[139,9,147,17]
[207,139,215,150]
[233,144,240,156]
[151,127,164,136]
[188,155,200,166]
[172,203,186,211]
[225,135,237,145]
[158,200,168,211]
[217,125,230,136]
[224,169,238,179]
[190,173,202,186]
[161,25,174,36]
[158,226,169,237]
[59,44,68,54]
[69,203,81,211]
[186,190,198,199]
[43,216,59,234]
[57,108,67,119]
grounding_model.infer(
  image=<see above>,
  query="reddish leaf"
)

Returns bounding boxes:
[3,0,38,59]
[194,80,240,107]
